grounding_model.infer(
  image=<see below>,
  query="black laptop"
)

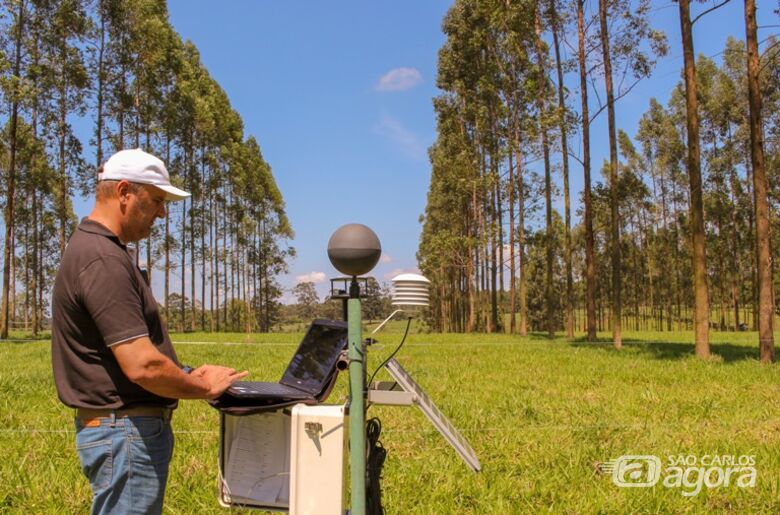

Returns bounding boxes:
[226,319,348,401]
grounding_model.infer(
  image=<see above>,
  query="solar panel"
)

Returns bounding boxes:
[384,359,481,472]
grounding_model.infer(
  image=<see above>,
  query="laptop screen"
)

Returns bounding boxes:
[280,319,348,393]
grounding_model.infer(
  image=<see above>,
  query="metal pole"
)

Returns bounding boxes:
[348,283,365,515]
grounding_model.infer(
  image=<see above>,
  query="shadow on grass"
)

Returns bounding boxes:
[1,339,50,344]
[570,337,759,363]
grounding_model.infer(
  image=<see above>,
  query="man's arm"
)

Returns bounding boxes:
[111,336,248,399]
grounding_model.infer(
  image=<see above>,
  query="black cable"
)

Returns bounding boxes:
[367,316,412,388]
[366,417,386,515]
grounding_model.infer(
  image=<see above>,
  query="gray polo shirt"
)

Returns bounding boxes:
[51,218,179,409]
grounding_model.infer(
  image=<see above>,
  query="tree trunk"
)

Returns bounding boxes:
[252,228,258,332]
[209,178,215,331]
[164,136,171,324]
[599,0,622,348]
[144,132,151,282]
[490,157,499,332]
[180,147,187,332]
[678,0,710,358]
[223,191,228,328]
[200,148,206,331]
[58,43,68,255]
[729,166,742,331]
[96,0,105,167]
[495,146,504,303]
[189,140,196,332]
[577,0,597,341]
[535,7,555,339]
[744,0,775,362]
[31,188,38,336]
[1,0,25,339]
[262,221,270,331]
[467,183,477,332]
[214,193,220,331]
[515,132,528,337]
[10,228,15,329]
[30,21,40,336]
[508,145,516,334]
[550,0,574,338]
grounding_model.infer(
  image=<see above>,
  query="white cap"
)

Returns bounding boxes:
[100,148,190,201]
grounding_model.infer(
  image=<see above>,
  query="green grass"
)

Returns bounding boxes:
[2,330,780,513]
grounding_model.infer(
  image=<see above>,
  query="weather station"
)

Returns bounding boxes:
[214,223,479,515]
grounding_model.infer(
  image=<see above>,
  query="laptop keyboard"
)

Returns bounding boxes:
[228,382,310,398]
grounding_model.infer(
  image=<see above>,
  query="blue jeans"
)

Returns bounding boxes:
[75,415,174,515]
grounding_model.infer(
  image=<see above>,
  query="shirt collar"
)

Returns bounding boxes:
[78,218,126,248]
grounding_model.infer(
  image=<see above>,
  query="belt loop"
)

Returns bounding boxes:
[109,411,116,427]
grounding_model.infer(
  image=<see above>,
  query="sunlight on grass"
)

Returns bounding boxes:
[2,330,779,513]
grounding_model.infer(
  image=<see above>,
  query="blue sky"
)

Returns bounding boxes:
[73,1,777,303]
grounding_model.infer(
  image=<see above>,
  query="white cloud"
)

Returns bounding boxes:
[375,67,422,92]
[380,254,392,264]
[373,113,425,160]
[295,271,327,284]
[383,267,422,282]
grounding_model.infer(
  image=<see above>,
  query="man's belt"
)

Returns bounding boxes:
[76,406,173,426]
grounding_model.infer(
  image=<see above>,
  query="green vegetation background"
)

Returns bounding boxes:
[2,329,779,513]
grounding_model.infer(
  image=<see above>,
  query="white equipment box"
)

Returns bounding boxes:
[218,404,347,513]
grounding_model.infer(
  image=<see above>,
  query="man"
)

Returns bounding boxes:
[51,148,248,514]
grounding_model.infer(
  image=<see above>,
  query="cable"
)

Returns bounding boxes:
[367,316,412,388]
[366,417,386,515]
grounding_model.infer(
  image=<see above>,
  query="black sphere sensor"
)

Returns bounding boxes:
[327,223,381,276]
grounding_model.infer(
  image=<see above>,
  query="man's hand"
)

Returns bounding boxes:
[111,336,247,400]
[192,364,248,399]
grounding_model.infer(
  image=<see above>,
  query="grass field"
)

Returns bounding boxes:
[2,329,780,514]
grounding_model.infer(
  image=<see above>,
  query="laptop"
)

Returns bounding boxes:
[226,319,348,401]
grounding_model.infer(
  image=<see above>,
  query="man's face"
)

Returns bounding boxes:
[124,184,167,242]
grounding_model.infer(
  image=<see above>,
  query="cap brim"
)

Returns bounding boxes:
[157,184,191,201]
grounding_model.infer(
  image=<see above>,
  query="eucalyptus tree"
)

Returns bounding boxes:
[425,0,540,333]
[761,40,780,319]
[525,210,566,331]
[243,136,292,332]
[433,0,491,332]
[676,0,711,357]
[87,0,128,167]
[419,96,479,332]
[22,1,59,336]
[617,129,654,329]
[0,0,292,335]
[101,0,133,150]
[575,0,598,340]
[640,94,692,329]
[533,0,557,338]
[218,109,247,331]
[720,37,760,329]
[169,40,203,330]
[743,0,774,362]
[420,96,479,332]
[596,0,667,347]
[695,54,745,331]
[548,0,575,337]
[157,31,185,324]
[11,120,48,333]
[0,0,27,338]
[126,0,179,280]
[484,0,549,335]
[598,0,621,347]
[490,0,536,335]
[465,1,504,333]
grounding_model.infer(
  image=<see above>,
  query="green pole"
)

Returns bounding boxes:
[348,295,366,515]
